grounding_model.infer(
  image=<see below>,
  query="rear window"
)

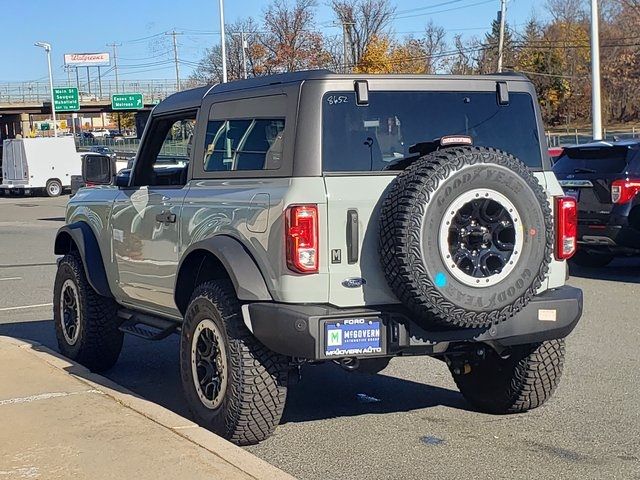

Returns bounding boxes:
[322,91,543,172]
[553,146,634,174]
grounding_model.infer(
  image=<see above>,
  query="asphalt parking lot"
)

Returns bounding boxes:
[0,194,638,480]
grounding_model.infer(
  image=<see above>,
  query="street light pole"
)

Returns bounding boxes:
[35,41,57,137]
[497,0,507,73]
[219,0,227,83]
[590,0,603,140]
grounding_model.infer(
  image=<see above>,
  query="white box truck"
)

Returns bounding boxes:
[1,137,81,197]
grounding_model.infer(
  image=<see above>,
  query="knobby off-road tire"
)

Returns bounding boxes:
[53,252,123,372]
[180,280,289,446]
[379,146,553,328]
[450,339,566,413]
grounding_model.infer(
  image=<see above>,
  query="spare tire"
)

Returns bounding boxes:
[379,146,553,328]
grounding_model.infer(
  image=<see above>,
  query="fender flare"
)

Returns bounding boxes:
[54,222,113,298]
[177,235,272,303]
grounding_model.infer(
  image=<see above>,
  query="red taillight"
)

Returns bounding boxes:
[555,196,577,260]
[286,205,318,273]
[611,179,640,204]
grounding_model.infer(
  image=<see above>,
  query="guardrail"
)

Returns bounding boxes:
[0,80,181,105]
[547,128,639,147]
[76,137,187,158]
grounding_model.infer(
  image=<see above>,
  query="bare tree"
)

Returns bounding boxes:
[449,35,480,75]
[189,18,266,84]
[545,0,587,23]
[423,20,448,73]
[330,0,395,70]
[261,0,329,73]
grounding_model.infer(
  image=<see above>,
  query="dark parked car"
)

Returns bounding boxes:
[89,145,116,159]
[553,140,640,266]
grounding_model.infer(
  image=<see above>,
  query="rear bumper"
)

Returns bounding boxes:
[245,286,583,360]
[578,223,640,253]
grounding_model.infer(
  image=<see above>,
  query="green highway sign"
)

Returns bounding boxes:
[40,123,50,131]
[112,93,144,110]
[53,87,79,111]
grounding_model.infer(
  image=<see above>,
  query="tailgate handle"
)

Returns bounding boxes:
[346,209,359,264]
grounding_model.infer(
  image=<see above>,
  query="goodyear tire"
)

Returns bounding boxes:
[53,252,123,372]
[450,339,565,413]
[380,147,553,328]
[180,280,289,446]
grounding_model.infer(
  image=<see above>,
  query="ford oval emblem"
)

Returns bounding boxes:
[342,277,366,288]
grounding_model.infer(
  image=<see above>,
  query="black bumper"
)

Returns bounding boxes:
[247,286,583,360]
[578,223,640,253]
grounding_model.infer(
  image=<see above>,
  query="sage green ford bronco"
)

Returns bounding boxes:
[53,70,583,445]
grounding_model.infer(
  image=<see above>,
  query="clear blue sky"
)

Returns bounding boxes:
[0,0,549,84]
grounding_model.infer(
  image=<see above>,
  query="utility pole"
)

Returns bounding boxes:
[107,42,121,93]
[166,30,182,91]
[497,0,507,73]
[341,22,355,73]
[219,0,228,83]
[241,31,248,79]
[590,0,603,140]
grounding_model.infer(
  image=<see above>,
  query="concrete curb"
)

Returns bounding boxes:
[0,336,295,480]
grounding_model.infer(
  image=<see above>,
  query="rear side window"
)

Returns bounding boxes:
[203,118,285,172]
[322,91,543,171]
[553,146,634,174]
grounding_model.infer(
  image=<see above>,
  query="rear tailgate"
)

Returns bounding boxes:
[324,175,398,307]
[554,145,634,223]
[1,139,28,183]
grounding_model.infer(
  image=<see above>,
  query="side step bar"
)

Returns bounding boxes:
[117,309,179,341]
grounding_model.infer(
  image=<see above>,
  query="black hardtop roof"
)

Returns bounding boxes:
[154,69,531,113]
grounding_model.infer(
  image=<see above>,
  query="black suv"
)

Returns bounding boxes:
[553,140,640,266]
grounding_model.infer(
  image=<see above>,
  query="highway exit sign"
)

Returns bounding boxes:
[53,87,79,111]
[112,93,144,110]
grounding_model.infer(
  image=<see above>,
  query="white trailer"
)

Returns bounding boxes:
[1,137,81,197]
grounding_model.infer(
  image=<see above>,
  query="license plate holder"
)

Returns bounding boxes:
[323,318,384,358]
[564,188,580,201]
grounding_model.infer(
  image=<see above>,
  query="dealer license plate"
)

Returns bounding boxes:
[324,318,383,357]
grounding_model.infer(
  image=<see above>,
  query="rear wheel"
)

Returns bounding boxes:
[450,339,565,413]
[46,179,62,197]
[570,249,614,268]
[180,280,289,445]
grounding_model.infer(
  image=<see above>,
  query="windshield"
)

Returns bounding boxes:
[322,90,542,171]
[553,146,634,174]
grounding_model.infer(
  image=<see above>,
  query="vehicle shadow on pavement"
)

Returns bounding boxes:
[282,363,469,423]
[0,320,470,425]
[569,257,640,283]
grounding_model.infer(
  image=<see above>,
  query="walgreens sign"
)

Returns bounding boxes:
[64,53,111,67]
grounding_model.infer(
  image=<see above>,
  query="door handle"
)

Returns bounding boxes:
[155,210,177,224]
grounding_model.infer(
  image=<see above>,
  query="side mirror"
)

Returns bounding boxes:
[115,169,131,188]
[82,154,114,185]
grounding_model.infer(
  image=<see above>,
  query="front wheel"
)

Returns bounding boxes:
[53,252,123,371]
[450,339,565,414]
[180,280,289,446]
